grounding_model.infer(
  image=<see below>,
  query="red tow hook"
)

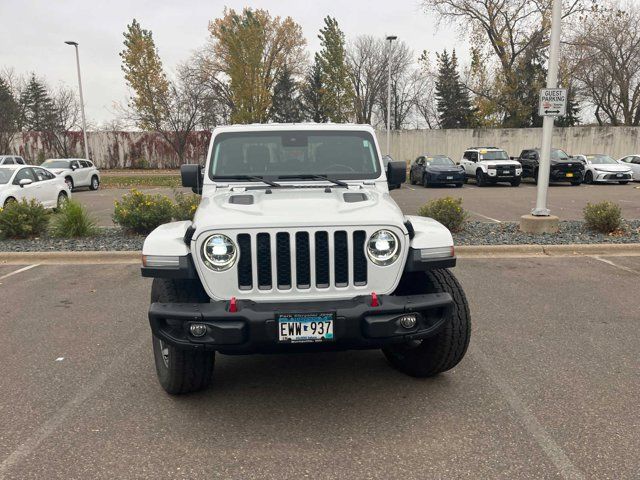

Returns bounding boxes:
[370,292,379,307]
[229,297,238,313]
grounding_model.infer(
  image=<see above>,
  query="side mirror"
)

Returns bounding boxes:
[387,161,406,189]
[181,164,203,194]
[19,178,33,187]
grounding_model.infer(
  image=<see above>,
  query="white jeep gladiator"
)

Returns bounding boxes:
[141,124,471,394]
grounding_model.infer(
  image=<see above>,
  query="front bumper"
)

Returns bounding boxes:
[594,171,632,182]
[550,169,583,182]
[426,172,465,184]
[149,293,453,354]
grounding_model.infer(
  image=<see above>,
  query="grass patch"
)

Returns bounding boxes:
[49,200,98,238]
[101,175,181,189]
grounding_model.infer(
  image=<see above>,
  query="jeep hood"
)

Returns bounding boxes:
[192,187,406,231]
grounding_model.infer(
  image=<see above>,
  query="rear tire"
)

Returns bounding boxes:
[150,278,214,395]
[55,191,68,210]
[383,269,471,377]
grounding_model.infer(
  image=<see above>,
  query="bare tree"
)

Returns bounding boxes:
[376,41,421,130]
[413,51,440,129]
[48,86,82,157]
[423,0,587,125]
[346,36,388,124]
[568,1,640,125]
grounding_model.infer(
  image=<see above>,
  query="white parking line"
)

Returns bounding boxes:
[467,210,502,223]
[0,264,40,281]
[471,345,585,480]
[592,256,639,275]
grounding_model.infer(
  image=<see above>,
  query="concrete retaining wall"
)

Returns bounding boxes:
[7,126,640,168]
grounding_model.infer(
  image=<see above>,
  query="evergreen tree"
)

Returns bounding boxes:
[435,50,473,128]
[556,86,580,127]
[19,74,57,131]
[316,16,354,122]
[270,65,303,122]
[0,78,20,151]
[301,57,328,123]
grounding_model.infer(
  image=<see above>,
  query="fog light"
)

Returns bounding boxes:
[398,314,417,329]
[189,323,207,337]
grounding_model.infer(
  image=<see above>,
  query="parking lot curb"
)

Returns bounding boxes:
[0,251,141,265]
[2,243,640,265]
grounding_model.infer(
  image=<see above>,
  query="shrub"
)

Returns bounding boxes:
[173,191,200,221]
[583,201,622,233]
[113,189,174,234]
[49,200,98,238]
[417,197,468,232]
[0,199,49,239]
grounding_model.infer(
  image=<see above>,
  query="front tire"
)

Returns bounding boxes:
[55,191,68,210]
[619,181,629,185]
[150,278,214,395]
[383,269,471,377]
[90,175,100,190]
[510,178,521,187]
[422,174,430,188]
[65,176,74,191]
[584,171,594,184]
[476,170,487,187]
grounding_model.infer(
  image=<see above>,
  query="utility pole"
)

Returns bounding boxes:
[65,41,90,160]
[385,35,397,156]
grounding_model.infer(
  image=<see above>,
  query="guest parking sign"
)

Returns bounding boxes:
[539,88,567,117]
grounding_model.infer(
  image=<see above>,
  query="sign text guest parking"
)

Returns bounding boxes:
[539,88,567,117]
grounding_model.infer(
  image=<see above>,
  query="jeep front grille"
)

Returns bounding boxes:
[237,230,368,291]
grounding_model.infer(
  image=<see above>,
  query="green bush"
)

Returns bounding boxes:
[583,201,622,233]
[113,189,174,234]
[173,191,200,221]
[49,200,98,238]
[417,197,468,232]
[0,199,49,239]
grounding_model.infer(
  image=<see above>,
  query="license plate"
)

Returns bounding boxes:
[446,176,453,180]
[617,173,623,177]
[278,313,334,343]
[566,172,574,177]
[501,170,510,175]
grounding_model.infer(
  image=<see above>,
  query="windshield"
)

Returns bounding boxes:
[209,131,381,181]
[0,168,14,184]
[551,149,570,160]
[587,155,617,164]
[426,156,455,166]
[42,160,70,169]
[480,150,508,160]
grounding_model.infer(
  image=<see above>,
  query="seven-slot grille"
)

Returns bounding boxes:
[236,230,368,291]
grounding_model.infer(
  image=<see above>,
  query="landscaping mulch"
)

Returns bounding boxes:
[1,221,639,252]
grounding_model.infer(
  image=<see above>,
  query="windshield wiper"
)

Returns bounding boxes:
[215,175,282,188]
[277,174,349,187]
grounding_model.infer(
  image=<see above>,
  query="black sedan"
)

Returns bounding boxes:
[410,155,465,188]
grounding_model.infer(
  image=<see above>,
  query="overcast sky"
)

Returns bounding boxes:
[0,0,466,125]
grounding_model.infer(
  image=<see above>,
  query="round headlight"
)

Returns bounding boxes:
[367,229,400,266]
[201,234,237,271]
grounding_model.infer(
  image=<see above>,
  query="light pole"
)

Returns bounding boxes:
[65,41,90,160]
[520,0,562,233]
[532,0,562,216]
[385,35,397,156]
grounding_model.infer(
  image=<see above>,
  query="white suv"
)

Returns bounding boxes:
[41,158,101,191]
[141,124,471,395]
[460,147,522,187]
[0,155,27,166]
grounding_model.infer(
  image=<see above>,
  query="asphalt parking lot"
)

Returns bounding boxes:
[1,256,639,479]
[74,181,640,226]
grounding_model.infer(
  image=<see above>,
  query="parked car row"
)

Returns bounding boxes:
[0,165,71,209]
[0,155,100,203]
[406,146,637,188]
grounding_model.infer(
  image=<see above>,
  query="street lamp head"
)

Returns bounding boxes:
[64,41,78,46]
[386,35,398,41]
